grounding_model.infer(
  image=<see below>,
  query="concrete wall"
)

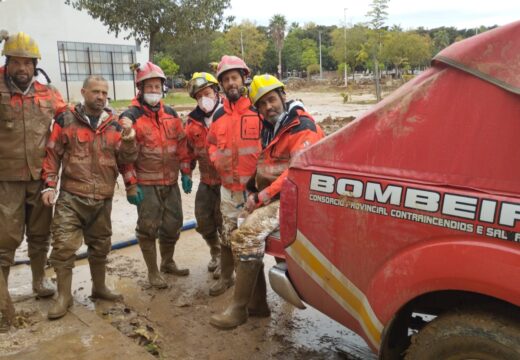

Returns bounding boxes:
[0,0,148,101]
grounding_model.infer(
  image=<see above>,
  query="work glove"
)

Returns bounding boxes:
[126,184,144,205]
[181,174,193,194]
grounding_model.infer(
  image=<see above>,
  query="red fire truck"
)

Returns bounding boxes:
[267,21,520,359]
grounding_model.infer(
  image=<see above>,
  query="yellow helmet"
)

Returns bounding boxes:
[249,74,285,106]
[187,72,218,98]
[1,32,41,59]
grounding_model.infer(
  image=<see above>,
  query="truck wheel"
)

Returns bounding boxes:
[404,310,520,360]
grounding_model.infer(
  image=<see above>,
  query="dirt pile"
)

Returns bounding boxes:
[320,115,356,135]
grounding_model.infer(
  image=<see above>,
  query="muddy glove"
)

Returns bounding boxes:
[126,184,144,205]
[181,174,193,194]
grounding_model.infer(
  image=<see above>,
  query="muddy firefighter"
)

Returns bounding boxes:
[185,72,224,283]
[0,31,66,307]
[210,74,324,329]
[120,62,191,289]
[41,75,137,319]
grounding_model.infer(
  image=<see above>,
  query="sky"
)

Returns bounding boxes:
[226,0,520,30]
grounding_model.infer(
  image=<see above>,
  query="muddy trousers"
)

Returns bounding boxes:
[195,183,222,271]
[0,180,54,296]
[48,191,115,319]
[136,184,188,281]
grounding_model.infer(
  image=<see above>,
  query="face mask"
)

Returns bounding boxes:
[198,96,216,113]
[143,93,162,106]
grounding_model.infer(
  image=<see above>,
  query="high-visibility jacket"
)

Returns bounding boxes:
[185,100,223,186]
[0,67,66,181]
[42,104,137,199]
[119,98,190,186]
[255,101,324,204]
[207,96,262,191]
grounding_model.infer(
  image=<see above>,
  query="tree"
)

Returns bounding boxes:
[210,21,268,72]
[65,0,232,60]
[366,0,390,101]
[331,24,369,78]
[269,14,287,79]
[154,53,180,78]
[381,31,431,78]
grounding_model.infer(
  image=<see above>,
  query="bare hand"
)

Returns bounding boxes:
[119,117,133,134]
[245,193,257,213]
[42,190,57,207]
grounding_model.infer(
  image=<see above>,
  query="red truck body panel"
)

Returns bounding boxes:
[267,21,520,353]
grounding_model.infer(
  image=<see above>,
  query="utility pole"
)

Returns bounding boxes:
[344,7,348,87]
[319,31,323,79]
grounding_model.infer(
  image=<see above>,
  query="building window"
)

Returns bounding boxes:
[57,41,137,82]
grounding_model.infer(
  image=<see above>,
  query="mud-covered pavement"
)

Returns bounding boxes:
[2,91,377,359]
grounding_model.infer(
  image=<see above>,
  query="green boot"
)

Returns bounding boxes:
[89,258,123,301]
[209,245,234,296]
[139,240,167,289]
[159,242,189,276]
[30,253,55,298]
[210,259,262,329]
[48,266,73,320]
[247,265,271,317]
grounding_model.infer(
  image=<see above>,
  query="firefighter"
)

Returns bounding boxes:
[206,56,262,302]
[41,75,137,319]
[121,62,191,289]
[0,31,66,303]
[210,74,324,329]
[185,72,223,281]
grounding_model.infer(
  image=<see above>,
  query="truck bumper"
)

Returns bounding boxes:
[268,262,306,309]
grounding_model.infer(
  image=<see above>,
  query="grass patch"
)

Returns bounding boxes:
[110,91,196,111]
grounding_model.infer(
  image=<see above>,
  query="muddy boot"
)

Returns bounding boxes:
[139,241,167,289]
[30,253,55,298]
[210,259,262,329]
[48,266,73,320]
[247,266,270,317]
[212,264,221,280]
[89,259,123,301]
[204,234,221,272]
[209,245,234,296]
[159,243,189,276]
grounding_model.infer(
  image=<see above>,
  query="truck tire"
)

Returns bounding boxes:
[404,310,520,360]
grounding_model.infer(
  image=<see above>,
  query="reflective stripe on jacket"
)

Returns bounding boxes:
[120,98,190,186]
[256,101,324,203]
[42,104,137,199]
[207,96,261,191]
[185,101,222,186]
[0,66,66,181]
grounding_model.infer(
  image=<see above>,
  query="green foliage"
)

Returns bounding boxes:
[65,0,232,60]
[307,63,320,76]
[381,31,431,77]
[154,53,180,77]
[269,14,287,76]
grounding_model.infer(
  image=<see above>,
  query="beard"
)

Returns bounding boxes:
[12,71,33,90]
[224,87,241,102]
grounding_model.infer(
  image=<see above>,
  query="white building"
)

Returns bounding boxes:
[0,0,149,101]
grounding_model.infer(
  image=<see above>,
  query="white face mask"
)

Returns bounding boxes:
[198,96,217,113]
[143,93,162,106]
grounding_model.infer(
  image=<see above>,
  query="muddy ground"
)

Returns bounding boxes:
[3,89,379,359]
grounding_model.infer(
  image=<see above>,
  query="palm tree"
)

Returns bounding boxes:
[269,14,287,79]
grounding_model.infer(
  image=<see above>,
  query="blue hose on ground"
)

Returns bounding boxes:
[13,219,197,266]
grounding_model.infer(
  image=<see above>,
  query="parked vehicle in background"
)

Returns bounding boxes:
[267,21,520,359]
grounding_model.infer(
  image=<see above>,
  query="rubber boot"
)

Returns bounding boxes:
[30,253,55,298]
[204,234,221,272]
[89,259,123,301]
[139,240,167,289]
[159,243,189,276]
[0,266,12,332]
[210,259,262,329]
[48,266,73,320]
[209,245,234,296]
[247,266,271,317]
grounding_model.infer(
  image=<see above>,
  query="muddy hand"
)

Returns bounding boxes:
[119,117,133,135]
[42,189,57,207]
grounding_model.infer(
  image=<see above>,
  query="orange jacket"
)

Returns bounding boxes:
[119,98,190,186]
[207,96,262,191]
[42,104,137,199]
[185,100,223,186]
[0,67,66,181]
[254,101,324,204]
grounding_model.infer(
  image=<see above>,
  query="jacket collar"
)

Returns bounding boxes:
[73,103,113,131]
[223,95,252,115]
